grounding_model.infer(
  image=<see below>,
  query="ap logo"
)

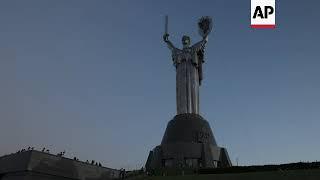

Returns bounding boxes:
[251,0,276,28]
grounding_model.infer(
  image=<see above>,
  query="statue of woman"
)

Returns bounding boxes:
[163,33,208,115]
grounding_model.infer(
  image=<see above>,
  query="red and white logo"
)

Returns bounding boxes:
[251,0,276,29]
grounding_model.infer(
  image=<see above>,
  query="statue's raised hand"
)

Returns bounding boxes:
[163,33,176,50]
[163,33,169,42]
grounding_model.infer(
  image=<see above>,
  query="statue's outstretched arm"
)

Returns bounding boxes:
[163,34,177,51]
[192,36,209,51]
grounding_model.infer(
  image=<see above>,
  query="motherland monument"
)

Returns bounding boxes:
[145,16,232,171]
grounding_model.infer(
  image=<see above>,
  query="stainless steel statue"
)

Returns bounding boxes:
[145,17,232,171]
[163,16,213,115]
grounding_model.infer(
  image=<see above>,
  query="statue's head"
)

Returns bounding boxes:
[182,35,191,48]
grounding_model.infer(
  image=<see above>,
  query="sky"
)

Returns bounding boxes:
[0,0,320,169]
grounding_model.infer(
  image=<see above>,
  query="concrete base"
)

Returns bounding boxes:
[146,113,232,171]
[0,150,120,180]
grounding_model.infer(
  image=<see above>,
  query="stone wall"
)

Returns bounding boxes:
[0,151,120,180]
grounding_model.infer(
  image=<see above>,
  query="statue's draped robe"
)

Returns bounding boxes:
[169,39,207,115]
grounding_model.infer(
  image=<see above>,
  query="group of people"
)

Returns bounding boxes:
[15,147,54,154]
[85,160,102,167]
[57,150,66,157]
[14,147,104,168]
[119,168,126,179]
[41,147,50,153]
[16,146,34,153]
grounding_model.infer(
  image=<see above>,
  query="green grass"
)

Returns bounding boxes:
[130,169,320,180]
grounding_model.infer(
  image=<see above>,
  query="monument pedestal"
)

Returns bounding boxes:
[146,113,231,171]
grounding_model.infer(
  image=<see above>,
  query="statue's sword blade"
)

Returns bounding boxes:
[165,15,168,34]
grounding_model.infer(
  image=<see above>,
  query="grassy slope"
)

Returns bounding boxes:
[131,169,320,180]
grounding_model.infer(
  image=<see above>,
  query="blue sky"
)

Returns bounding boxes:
[0,0,319,169]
